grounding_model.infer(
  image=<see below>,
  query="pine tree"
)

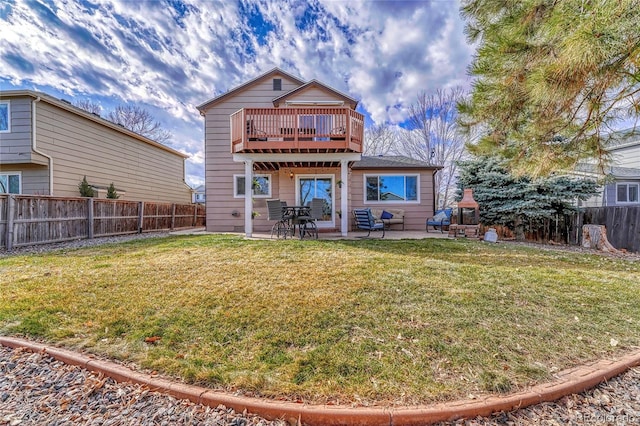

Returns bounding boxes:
[459,0,640,175]
[106,182,119,199]
[78,176,95,197]
[456,157,599,240]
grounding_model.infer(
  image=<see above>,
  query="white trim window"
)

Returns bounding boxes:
[0,101,10,133]
[364,174,419,203]
[616,182,639,204]
[0,172,21,194]
[234,174,272,198]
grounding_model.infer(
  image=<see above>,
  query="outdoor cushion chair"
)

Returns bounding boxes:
[267,199,291,239]
[298,198,324,239]
[353,208,385,238]
[426,208,453,233]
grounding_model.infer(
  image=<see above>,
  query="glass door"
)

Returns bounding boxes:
[297,175,334,225]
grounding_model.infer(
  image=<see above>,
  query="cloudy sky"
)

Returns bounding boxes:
[0,0,474,186]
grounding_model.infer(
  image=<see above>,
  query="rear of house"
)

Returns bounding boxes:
[0,90,191,204]
[197,68,440,235]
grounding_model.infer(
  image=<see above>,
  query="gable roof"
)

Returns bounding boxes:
[272,79,358,108]
[0,90,188,159]
[352,155,442,170]
[196,67,306,112]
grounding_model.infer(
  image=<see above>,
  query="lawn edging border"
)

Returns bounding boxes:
[2,335,639,426]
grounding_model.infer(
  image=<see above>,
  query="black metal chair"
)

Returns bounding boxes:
[267,199,291,239]
[353,208,385,238]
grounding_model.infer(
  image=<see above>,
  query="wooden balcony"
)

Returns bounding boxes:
[231,107,364,153]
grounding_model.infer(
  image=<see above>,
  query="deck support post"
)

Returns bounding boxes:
[340,160,348,237]
[244,160,253,237]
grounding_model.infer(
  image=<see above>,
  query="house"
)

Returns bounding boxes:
[574,130,640,207]
[196,68,440,236]
[191,184,206,204]
[0,90,191,204]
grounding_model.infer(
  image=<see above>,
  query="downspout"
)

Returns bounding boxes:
[31,96,54,195]
[432,169,439,211]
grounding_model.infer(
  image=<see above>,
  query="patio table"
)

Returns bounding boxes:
[282,205,311,239]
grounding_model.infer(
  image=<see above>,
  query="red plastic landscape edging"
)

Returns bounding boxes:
[2,336,639,426]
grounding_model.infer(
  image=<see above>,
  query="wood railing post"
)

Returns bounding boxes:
[87,197,94,239]
[6,194,15,251]
[171,203,176,230]
[138,201,144,233]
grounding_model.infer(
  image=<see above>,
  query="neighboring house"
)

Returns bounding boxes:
[196,68,440,236]
[574,130,640,207]
[191,184,206,203]
[0,90,191,204]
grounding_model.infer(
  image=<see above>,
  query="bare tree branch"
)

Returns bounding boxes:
[73,99,102,115]
[395,87,471,208]
[107,105,173,145]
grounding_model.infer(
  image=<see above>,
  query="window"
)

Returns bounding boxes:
[273,78,282,91]
[0,172,21,194]
[365,174,418,203]
[0,101,10,132]
[616,183,639,203]
[234,174,271,198]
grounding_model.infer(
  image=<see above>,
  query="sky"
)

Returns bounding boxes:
[0,0,474,186]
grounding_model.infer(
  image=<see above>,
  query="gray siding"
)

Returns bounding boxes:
[611,144,640,168]
[0,97,37,164]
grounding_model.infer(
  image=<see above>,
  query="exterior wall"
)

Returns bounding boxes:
[349,168,436,231]
[204,73,303,231]
[18,164,50,194]
[0,97,41,164]
[282,87,346,104]
[31,100,190,203]
[611,143,640,168]
[249,167,346,233]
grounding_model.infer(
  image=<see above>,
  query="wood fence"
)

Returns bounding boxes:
[505,206,639,253]
[0,195,206,250]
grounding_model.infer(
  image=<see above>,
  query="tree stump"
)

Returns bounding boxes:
[582,225,620,253]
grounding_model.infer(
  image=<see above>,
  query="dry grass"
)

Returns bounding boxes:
[1,234,639,405]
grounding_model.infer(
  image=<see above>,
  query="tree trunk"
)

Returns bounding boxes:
[514,216,526,241]
[582,225,619,253]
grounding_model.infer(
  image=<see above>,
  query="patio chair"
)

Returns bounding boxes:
[426,208,453,233]
[353,208,385,238]
[298,198,324,239]
[267,199,291,239]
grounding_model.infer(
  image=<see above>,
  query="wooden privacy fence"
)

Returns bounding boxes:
[0,195,206,251]
[516,206,639,253]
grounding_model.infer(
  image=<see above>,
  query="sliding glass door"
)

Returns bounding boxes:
[297,175,334,225]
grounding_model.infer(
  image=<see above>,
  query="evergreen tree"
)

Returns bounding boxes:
[459,0,640,175]
[106,182,119,199]
[456,157,599,240]
[78,176,95,197]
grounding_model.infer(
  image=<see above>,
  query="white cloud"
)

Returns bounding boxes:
[0,0,473,185]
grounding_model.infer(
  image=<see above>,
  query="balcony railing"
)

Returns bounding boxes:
[230,107,364,153]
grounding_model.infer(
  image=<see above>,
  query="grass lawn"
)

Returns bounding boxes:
[1,234,639,405]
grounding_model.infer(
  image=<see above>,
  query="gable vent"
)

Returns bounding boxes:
[273,78,282,91]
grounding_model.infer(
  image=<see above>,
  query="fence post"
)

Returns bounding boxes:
[87,198,94,239]
[138,201,144,233]
[6,194,15,251]
[171,204,176,230]
[193,204,198,227]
